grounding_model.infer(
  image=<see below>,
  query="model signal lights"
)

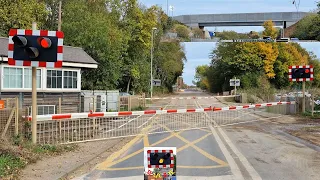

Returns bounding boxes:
[289,65,313,82]
[150,152,171,165]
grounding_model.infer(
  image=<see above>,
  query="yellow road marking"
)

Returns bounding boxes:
[158,123,228,166]
[143,116,159,147]
[105,166,144,171]
[97,130,185,170]
[97,97,227,170]
[178,133,211,152]
[178,165,228,169]
[143,134,149,147]
[97,135,143,169]
[104,164,228,171]
[97,116,156,170]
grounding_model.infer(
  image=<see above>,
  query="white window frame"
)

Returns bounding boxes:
[29,105,56,116]
[1,65,43,91]
[44,68,81,92]
[0,65,81,92]
[63,70,78,89]
[46,69,63,89]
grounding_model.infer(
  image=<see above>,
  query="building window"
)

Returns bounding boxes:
[3,67,23,88]
[63,71,77,89]
[47,70,62,88]
[24,68,41,88]
[29,105,55,116]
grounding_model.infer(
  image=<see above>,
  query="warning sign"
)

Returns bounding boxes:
[0,100,4,109]
[144,147,176,180]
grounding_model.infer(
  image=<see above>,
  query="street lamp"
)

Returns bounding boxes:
[150,27,157,98]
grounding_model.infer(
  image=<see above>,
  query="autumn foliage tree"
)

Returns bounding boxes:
[199,18,320,93]
[262,20,279,39]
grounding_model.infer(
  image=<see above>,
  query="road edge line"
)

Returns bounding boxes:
[209,125,244,180]
[195,98,244,180]
[215,126,262,180]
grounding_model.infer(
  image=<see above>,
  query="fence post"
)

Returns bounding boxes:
[58,97,62,140]
[58,97,62,114]
[312,94,314,117]
[129,96,131,111]
[118,96,120,112]
[15,97,19,136]
[92,96,96,137]
[93,96,96,112]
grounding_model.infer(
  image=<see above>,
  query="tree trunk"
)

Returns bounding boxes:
[126,77,131,93]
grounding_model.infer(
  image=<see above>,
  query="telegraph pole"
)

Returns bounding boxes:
[58,0,62,31]
[31,22,37,144]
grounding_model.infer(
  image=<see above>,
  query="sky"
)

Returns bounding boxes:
[138,0,320,85]
[139,0,318,32]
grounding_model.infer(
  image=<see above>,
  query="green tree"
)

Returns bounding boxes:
[262,20,278,39]
[174,24,190,40]
[0,0,48,36]
[192,27,204,38]
[154,40,186,92]
[215,30,249,40]
[248,31,260,39]
[195,65,209,90]
[292,14,320,41]
[62,0,126,90]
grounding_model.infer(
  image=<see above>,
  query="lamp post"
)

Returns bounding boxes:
[150,27,157,98]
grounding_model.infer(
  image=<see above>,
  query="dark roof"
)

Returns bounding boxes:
[0,37,97,64]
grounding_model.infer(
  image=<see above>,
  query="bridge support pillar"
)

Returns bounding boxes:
[199,26,205,38]
[282,21,287,38]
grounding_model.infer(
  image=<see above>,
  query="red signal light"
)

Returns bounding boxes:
[37,37,52,48]
[305,69,310,73]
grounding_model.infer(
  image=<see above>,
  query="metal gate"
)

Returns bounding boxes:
[32,101,295,144]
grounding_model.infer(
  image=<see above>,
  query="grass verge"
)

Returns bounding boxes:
[0,135,77,179]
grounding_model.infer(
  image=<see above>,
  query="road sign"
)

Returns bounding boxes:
[230,79,240,86]
[8,29,64,68]
[153,79,161,86]
[289,65,313,82]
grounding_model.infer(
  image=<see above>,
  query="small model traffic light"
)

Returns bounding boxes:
[150,152,171,165]
[8,29,64,68]
[289,65,313,82]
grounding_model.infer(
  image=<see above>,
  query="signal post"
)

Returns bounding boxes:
[8,27,64,143]
[289,65,313,113]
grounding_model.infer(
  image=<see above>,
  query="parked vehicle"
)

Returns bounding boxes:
[120,92,131,96]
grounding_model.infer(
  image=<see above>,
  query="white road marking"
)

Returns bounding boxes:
[196,99,244,180]
[94,175,236,180]
[216,126,262,180]
[198,97,262,180]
